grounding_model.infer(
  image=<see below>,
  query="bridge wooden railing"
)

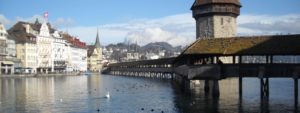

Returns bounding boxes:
[109,57,175,67]
[105,57,176,78]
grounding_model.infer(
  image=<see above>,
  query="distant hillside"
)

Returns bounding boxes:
[142,42,176,52]
[105,42,182,53]
[104,42,183,61]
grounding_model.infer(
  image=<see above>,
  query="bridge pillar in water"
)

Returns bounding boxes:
[204,80,220,98]
[294,76,298,109]
[260,78,270,101]
[239,77,243,99]
[183,79,191,93]
[212,80,220,98]
[204,80,210,95]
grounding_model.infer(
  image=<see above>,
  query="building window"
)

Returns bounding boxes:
[221,18,224,25]
[228,18,231,23]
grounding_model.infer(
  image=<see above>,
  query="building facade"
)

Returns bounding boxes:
[7,34,22,71]
[36,22,54,73]
[87,31,103,72]
[0,23,8,74]
[15,41,38,73]
[9,20,88,74]
[52,31,68,72]
[62,33,87,72]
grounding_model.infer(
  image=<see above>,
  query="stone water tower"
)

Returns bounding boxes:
[191,0,241,39]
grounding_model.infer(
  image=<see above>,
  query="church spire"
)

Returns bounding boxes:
[35,18,40,25]
[94,28,101,48]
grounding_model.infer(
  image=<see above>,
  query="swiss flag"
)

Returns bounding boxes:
[44,12,49,18]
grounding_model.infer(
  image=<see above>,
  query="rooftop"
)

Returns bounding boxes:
[191,0,241,9]
[183,34,300,56]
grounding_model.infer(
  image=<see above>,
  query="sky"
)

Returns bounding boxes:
[1,0,300,46]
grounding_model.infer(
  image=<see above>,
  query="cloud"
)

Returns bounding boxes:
[0,14,11,26]
[52,18,75,29]
[237,14,300,35]
[126,27,193,46]
[1,13,300,47]
[15,15,75,29]
[16,15,45,24]
[61,26,128,45]
[67,13,196,46]
[68,13,300,47]
[123,13,195,46]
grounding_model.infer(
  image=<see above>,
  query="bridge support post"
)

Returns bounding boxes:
[239,77,243,99]
[238,55,243,100]
[266,78,269,98]
[212,80,220,98]
[204,80,220,98]
[260,78,269,100]
[260,78,264,100]
[204,80,210,95]
[294,78,298,109]
[180,77,191,93]
[184,79,191,93]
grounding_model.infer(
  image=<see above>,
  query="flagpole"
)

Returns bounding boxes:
[44,12,49,23]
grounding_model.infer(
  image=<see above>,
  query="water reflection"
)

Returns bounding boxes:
[0,77,55,112]
[173,78,299,113]
[0,75,299,113]
[0,75,177,113]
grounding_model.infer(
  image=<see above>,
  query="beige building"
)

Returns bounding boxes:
[9,22,38,73]
[87,31,102,72]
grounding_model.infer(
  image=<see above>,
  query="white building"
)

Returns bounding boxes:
[145,52,159,60]
[36,22,54,73]
[6,33,22,69]
[6,36,16,58]
[61,33,87,72]
[70,46,87,72]
[52,31,68,72]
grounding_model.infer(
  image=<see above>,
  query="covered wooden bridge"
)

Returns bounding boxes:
[104,34,300,103]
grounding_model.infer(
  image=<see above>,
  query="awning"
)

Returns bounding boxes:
[1,61,14,65]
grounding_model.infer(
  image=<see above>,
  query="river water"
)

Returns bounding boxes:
[0,74,299,113]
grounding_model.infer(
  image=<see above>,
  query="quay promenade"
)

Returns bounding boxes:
[0,72,84,78]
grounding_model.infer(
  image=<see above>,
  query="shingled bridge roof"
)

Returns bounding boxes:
[183,34,300,56]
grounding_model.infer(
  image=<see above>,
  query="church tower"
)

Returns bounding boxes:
[87,29,103,72]
[191,0,241,39]
[95,30,101,48]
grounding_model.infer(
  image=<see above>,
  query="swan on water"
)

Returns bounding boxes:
[105,92,110,98]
